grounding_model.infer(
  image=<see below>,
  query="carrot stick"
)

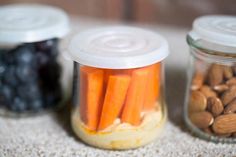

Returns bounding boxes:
[79,66,104,131]
[121,67,149,125]
[103,69,133,86]
[98,74,131,130]
[143,63,161,110]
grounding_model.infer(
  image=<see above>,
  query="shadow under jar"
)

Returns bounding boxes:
[184,15,236,143]
[0,4,70,116]
[68,26,169,149]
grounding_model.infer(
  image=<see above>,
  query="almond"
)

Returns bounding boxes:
[223,66,233,80]
[200,85,217,98]
[221,85,236,106]
[224,99,236,114]
[213,84,229,93]
[226,77,236,86]
[208,64,224,87]
[232,132,236,137]
[207,97,224,117]
[215,133,232,138]
[191,71,204,90]
[232,66,236,76]
[189,111,214,129]
[203,127,213,135]
[212,114,236,134]
[189,91,207,113]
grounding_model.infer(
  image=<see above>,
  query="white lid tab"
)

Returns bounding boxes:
[67,26,169,69]
[0,4,70,44]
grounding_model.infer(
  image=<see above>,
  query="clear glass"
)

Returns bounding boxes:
[71,62,167,149]
[184,35,236,143]
[0,38,67,117]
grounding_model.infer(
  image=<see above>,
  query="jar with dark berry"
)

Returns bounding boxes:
[0,4,70,116]
[184,15,236,143]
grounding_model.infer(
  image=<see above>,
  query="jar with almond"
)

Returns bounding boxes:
[185,15,236,143]
[67,27,169,149]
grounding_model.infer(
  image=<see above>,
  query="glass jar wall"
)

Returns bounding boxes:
[68,26,169,149]
[0,4,70,116]
[184,15,236,143]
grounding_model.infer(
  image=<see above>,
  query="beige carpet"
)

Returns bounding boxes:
[0,110,235,157]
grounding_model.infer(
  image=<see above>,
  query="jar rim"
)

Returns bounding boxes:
[187,34,236,58]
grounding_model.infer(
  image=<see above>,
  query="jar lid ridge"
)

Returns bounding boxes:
[67,26,169,69]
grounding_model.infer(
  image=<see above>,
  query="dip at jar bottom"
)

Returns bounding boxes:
[71,102,166,150]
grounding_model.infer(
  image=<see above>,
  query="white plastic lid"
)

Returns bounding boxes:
[189,15,236,51]
[67,26,169,69]
[0,4,70,44]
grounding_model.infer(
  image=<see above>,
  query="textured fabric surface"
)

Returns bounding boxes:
[0,18,235,157]
[0,112,235,157]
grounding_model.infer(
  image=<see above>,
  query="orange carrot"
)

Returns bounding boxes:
[79,66,104,131]
[98,74,131,130]
[156,63,161,99]
[121,67,149,125]
[143,63,161,110]
[103,69,114,85]
[103,69,133,85]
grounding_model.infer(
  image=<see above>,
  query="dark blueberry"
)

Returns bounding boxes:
[35,39,59,59]
[36,52,50,66]
[43,85,62,107]
[0,87,7,106]
[45,85,62,106]
[35,38,60,67]
[0,60,6,79]
[44,92,56,107]
[0,96,5,107]
[29,98,43,111]
[16,65,37,83]
[3,66,18,87]
[39,62,61,87]
[24,43,35,51]
[48,46,59,59]
[3,50,16,64]
[0,49,7,53]
[2,85,13,100]
[0,49,8,61]
[0,85,14,105]
[55,85,62,101]
[10,97,27,112]
[50,62,61,79]
[35,39,58,52]
[17,83,42,101]
[14,45,36,65]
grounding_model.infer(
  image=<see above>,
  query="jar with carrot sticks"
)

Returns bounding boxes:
[67,26,169,149]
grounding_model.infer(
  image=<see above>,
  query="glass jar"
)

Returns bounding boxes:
[0,4,70,116]
[68,27,169,149]
[184,15,236,143]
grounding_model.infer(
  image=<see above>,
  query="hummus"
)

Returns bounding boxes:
[71,103,166,150]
